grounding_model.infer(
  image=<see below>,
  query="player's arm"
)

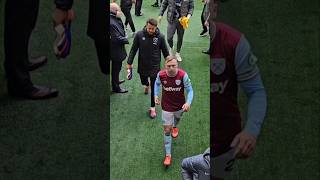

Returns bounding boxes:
[182,73,193,112]
[231,35,267,158]
[154,72,162,105]
[127,32,139,65]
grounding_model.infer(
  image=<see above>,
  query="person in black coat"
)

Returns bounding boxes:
[110,3,129,93]
[127,18,169,118]
[4,0,73,100]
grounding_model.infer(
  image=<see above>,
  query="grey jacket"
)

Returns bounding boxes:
[159,0,194,23]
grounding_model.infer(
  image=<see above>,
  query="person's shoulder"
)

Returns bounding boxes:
[159,70,167,77]
[136,30,144,36]
[178,68,186,74]
[216,22,242,40]
[177,69,187,78]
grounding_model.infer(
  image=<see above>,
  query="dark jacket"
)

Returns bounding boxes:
[159,0,194,23]
[127,27,169,76]
[110,12,129,62]
[87,0,107,40]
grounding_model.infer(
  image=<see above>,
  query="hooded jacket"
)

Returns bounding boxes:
[127,27,169,76]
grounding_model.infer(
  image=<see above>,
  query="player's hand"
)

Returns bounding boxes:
[155,96,160,105]
[127,64,133,69]
[182,103,190,112]
[53,8,74,26]
[230,131,257,159]
[157,16,162,25]
[127,64,133,80]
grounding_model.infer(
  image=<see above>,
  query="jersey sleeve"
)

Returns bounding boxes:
[235,35,259,82]
[154,72,161,97]
[183,73,193,105]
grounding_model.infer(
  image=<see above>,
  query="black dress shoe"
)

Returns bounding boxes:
[28,56,48,71]
[9,85,58,100]
[118,80,125,85]
[112,87,128,93]
[202,50,210,55]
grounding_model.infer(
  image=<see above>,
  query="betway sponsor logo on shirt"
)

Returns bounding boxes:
[211,80,228,94]
[163,87,182,92]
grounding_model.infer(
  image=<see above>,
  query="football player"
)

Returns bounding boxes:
[154,56,194,167]
[211,0,267,179]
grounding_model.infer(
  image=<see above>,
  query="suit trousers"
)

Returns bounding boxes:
[111,60,123,90]
[4,0,39,92]
[135,0,143,15]
[94,39,109,75]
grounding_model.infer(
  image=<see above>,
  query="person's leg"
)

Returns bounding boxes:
[111,60,122,90]
[126,7,136,32]
[162,110,174,165]
[149,75,157,118]
[94,38,109,75]
[150,76,156,108]
[139,74,150,94]
[135,0,143,16]
[167,21,176,54]
[4,0,39,93]
[172,109,183,138]
[200,4,208,33]
[176,20,185,53]
[124,10,129,27]
[164,124,173,155]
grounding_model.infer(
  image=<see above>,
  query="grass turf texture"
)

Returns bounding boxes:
[0,1,109,179]
[110,0,210,179]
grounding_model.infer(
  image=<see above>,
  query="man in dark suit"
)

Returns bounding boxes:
[110,3,129,93]
[4,0,73,100]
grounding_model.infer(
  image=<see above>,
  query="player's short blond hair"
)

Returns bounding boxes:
[165,55,178,64]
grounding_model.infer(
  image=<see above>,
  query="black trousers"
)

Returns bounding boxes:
[135,0,143,15]
[121,6,136,32]
[139,74,156,107]
[4,0,39,92]
[94,39,109,75]
[111,60,123,90]
[201,4,208,32]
